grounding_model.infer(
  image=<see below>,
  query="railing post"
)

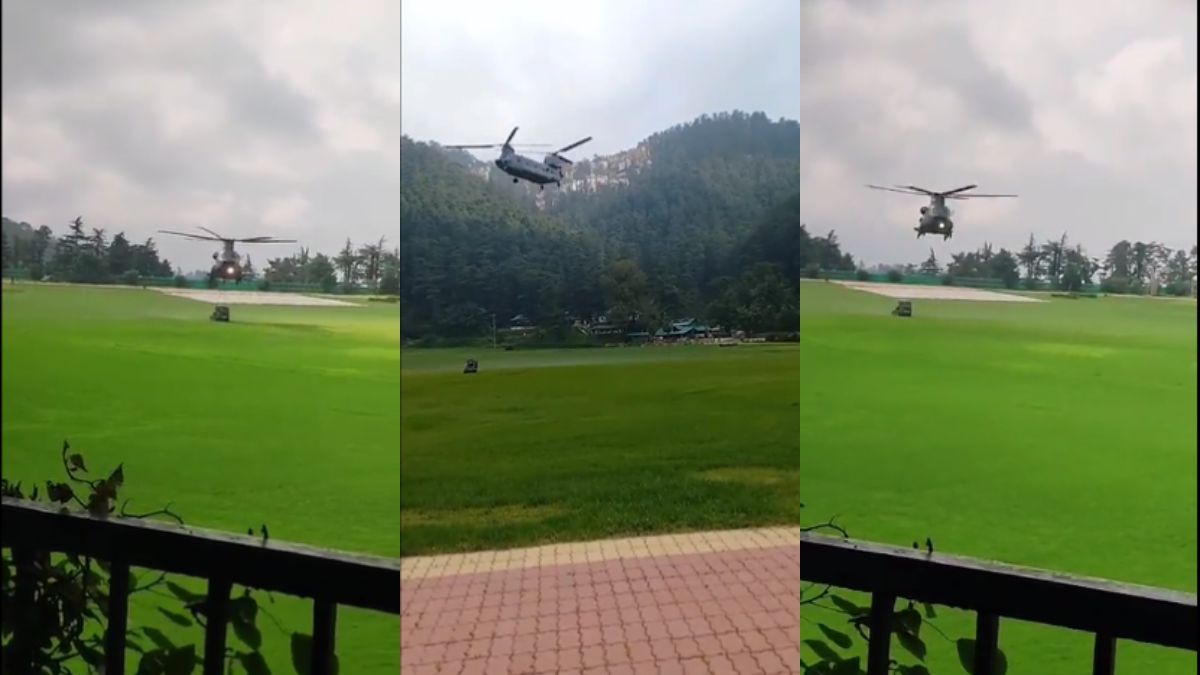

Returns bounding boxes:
[10,547,36,672]
[866,593,896,675]
[1092,633,1116,675]
[202,578,232,675]
[311,599,339,675]
[105,560,131,675]
[973,612,1001,675]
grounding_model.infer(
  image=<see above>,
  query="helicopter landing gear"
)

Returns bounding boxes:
[539,185,544,191]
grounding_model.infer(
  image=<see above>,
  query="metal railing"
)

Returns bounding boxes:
[1,497,401,675]
[801,532,1197,675]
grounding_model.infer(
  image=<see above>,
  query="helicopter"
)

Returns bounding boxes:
[866,184,1017,240]
[159,227,295,283]
[447,127,592,190]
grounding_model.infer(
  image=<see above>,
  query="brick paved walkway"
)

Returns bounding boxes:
[400,527,800,674]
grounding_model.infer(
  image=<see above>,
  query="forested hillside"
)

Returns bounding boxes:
[399,111,818,339]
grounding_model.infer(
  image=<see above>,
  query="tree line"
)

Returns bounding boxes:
[893,234,1196,295]
[2,216,173,284]
[2,215,398,294]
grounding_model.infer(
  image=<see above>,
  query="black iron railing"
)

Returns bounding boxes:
[1,496,400,675]
[801,532,1198,675]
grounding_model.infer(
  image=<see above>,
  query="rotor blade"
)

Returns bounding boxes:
[954,193,1018,199]
[899,185,939,196]
[939,184,978,196]
[504,126,518,146]
[866,184,928,196]
[446,143,550,150]
[159,229,220,241]
[197,226,226,240]
[555,136,592,155]
[555,156,574,166]
[236,237,297,243]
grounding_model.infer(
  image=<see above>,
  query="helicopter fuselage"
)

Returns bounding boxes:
[211,241,244,281]
[917,196,954,239]
[495,148,564,187]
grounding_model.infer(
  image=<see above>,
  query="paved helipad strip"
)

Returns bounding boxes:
[401,527,799,581]
[835,280,1044,302]
[401,528,800,674]
[154,288,358,306]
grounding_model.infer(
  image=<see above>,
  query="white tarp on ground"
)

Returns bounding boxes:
[154,288,358,307]
[835,281,1045,302]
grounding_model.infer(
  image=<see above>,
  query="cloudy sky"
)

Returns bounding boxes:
[401,0,800,160]
[2,1,399,272]
[801,0,1197,266]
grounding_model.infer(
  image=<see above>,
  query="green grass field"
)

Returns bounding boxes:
[798,281,1197,674]
[400,343,801,556]
[1,283,400,673]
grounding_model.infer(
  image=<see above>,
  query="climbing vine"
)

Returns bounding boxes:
[0,441,333,674]
[798,506,1007,675]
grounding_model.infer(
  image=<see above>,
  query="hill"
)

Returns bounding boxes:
[400,111,809,339]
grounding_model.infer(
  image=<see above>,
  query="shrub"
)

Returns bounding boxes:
[120,270,140,286]
[173,274,189,288]
[804,263,821,279]
[257,279,272,291]
[886,269,904,284]
[941,274,957,286]
[855,268,871,281]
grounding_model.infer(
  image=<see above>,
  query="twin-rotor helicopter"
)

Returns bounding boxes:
[159,227,295,283]
[447,127,592,190]
[866,184,1017,240]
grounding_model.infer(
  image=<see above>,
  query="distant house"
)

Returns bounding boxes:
[655,318,712,341]
[502,313,537,336]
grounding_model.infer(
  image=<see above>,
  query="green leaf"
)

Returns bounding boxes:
[136,649,168,675]
[896,630,927,661]
[239,651,273,675]
[829,594,868,617]
[143,626,175,650]
[164,644,197,675]
[291,633,313,675]
[817,623,853,649]
[68,453,87,472]
[158,607,194,627]
[895,607,923,636]
[108,463,126,489]
[46,481,74,504]
[231,596,263,649]
[165,580,205,603]
[802,638,842,662]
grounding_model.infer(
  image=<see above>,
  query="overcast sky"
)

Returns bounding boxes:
[2,1,399,271]
[801,0,1197,266]
[401,0,800,160]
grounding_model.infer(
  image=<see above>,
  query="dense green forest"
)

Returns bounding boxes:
[400,111,825,339]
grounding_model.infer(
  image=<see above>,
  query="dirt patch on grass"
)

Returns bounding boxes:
[401,504,565,528]
[154,288,358,307]
[694,467,798,486]
[836,281,1044,303]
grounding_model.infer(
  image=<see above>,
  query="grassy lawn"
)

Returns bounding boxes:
[1,283,400,674]
[798,281,1196,674]
[400,344,802,556]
